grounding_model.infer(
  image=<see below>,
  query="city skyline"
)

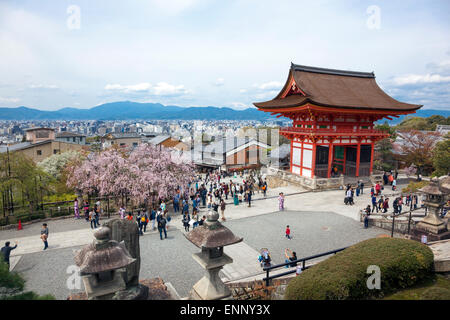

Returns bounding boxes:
[0,1,449,111]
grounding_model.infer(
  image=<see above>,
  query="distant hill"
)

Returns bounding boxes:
[0,102,447,121]
[0,102,275,120]
[378,109,450,125]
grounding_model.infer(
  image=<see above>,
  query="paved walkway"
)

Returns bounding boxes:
[1,183,405,298]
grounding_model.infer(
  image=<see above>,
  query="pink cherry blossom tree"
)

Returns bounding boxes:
[66,144,195,207]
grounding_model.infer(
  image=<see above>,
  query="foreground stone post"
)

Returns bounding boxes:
[413,177,450,241]
[74,227,135,300]
[185,210,243,300]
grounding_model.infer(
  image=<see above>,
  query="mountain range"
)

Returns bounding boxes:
[0,101,448,122]
[0,102,275,121]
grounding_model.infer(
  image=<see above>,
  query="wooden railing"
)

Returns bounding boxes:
[280,127,387,136]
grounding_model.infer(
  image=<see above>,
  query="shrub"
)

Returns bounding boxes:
[284,238,434,300]
[402,180,429,193]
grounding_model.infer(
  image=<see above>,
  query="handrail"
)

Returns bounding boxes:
[262,247,348,286]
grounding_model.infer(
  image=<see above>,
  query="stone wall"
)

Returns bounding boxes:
[266,166,344,191]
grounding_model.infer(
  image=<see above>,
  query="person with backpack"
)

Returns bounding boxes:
[258,250,272,269]
[262,180,267,198]
[157,213,167,240]
[139,211,149,235]
[393,198,399,214]
[182,211,190,232]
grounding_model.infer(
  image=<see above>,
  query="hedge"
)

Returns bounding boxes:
[284,238,434,300]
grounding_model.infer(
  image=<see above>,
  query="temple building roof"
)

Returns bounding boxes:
[253,63,422,112]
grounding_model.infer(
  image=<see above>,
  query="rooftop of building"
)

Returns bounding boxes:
[254,63,422,113]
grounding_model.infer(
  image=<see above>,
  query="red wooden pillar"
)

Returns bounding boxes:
[311,141,317,178]
[356,141,361,177]
[370,142,375,174]
[327,142,334,178]
[289,139,293,173]
[300,140,304,176]
[343,146,346,174]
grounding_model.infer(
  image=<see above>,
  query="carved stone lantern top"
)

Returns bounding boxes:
[74,226,136,275]
[185,210,242,249]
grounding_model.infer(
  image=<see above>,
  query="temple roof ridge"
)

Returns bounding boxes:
[291,63,375,78]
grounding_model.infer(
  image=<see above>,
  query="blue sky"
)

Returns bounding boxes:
[0,0,449,111]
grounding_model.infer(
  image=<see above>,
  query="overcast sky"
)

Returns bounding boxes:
[0,0,449,111]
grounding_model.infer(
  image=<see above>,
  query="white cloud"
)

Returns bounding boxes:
[29,84,59,89]
[230,102,250,110]
[149,0,201,15]
[0,96,20,103]
[212,78,225,86]
[104,82,189,96]
[239,89,247,93]
[393,74,450,86]
[253,81,283,90]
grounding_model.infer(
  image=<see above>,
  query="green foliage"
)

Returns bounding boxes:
[396,115,450,131]
[284,238,434,300]
[0,261,24,291]
[0,261,54,300]
[384,274,450,300]
[432,138,450,177]
[43,193,77,203]
[402,180,430,193]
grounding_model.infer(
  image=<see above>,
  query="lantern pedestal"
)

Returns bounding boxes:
[412,178,450,242]
[189,251,233,300]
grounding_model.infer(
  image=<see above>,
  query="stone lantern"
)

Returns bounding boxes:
[74,226,136,300]
[414,177,450,240]
[185,210,243,300]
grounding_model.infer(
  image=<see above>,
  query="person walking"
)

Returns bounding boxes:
[150,208,156,230]
[383,198,389,213]
[371,195,378,213]
[74,198,80,219]
[279,192,285,211]
[41,223,49,250]
[142,211,149,233]
[285,225,291,239]
[392,179,397,191]
[157,213,167,240]
[1,241,18,269]
[94,204,100,227]
[220,199,226,221]
[182,212,190,232]
[247,189,252,207]
[83,200,90,221]
[360,181,364,194]
[262,180,267,198]
[89,210,98,229]
[119,206,126,219]
[173,193,180,213]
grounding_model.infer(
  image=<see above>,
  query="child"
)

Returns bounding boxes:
[40,223,49,250]
[285,225,291,240]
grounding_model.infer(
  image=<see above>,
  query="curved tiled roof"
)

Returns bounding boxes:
[254,64,422,112]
